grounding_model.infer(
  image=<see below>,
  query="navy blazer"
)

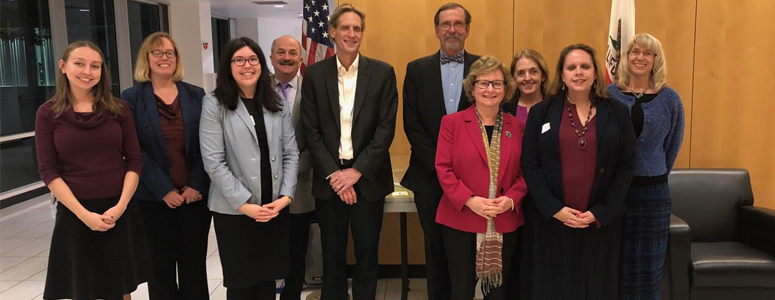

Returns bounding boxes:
[122,81,210,202]
[521,93,636,225]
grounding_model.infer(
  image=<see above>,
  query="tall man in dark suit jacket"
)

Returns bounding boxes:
[401,3,478,300]
[301,4,398,300]
[270,35,314,300]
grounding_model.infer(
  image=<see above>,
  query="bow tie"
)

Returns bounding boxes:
[440,52,464,64]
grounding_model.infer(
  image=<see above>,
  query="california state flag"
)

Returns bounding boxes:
[605,0,635,84]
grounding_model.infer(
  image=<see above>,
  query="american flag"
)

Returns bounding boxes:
[301,0,335,75]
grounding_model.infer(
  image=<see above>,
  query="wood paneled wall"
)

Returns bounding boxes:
[692,0,775,209]
[338,0,775,264]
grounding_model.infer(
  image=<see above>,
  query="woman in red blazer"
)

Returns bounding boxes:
[435,55,528,300]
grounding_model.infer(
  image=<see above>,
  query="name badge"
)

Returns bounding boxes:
[541,122,551,134]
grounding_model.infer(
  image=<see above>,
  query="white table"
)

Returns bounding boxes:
[384,186,415,300]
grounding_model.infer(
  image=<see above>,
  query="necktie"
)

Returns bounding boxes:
[279,82,290,100]
[440,52,464,64]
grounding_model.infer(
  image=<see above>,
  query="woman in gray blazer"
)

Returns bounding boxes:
[199,37,299,300]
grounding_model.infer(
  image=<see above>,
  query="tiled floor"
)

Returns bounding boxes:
[0,194,430,300]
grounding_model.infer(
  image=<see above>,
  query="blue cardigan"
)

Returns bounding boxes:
[607,84,685,177]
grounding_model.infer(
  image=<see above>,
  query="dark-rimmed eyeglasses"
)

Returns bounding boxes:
[475,80,505,90]
[232,56,260,66]
[439,22,466,31]
[150,50,176,58]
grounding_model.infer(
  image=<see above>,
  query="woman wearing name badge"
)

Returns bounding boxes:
[520,44,636,300]
[435,55,527,300]
[36,40,150,300]
[607,33,685,300]
[122,32,211,300]
[199,37,299,300]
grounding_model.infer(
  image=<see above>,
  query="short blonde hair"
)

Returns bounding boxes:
[462,55,517,104]
[616,33,668,92]
[134,32,184,82]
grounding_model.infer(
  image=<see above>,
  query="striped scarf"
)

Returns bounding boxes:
[474,108,504,296]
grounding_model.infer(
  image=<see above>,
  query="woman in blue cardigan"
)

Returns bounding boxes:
[607,33,685,300]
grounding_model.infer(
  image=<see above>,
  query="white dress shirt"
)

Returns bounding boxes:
[336,54,359,160]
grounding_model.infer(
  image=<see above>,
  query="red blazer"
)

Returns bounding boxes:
[435,106,528,233]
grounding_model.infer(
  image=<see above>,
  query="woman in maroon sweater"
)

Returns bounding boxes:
[35,41,150,300]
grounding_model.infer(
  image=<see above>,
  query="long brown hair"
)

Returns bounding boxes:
[48,40,123,117]
[548,43,609,101]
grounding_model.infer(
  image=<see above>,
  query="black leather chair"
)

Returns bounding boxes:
[662,169,775,300]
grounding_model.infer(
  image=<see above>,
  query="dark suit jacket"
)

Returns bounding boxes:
[122,81,209,202]
[301,55,398,202]
[521,93,636,225]
[401,51,479,195]
[435,106,527,233]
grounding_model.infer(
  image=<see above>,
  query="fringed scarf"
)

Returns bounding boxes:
[474,108,504,296]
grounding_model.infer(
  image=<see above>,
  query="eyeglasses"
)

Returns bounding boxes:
[150,50,176,58]
[232,56,260,66]
[475,80,505,90]
[438,21,466,31]
[629,49,655,58]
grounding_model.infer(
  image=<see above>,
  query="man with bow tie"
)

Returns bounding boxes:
[400,3,479,300]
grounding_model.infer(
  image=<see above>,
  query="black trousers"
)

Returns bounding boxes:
[413,193,451,300]
[441,225,518,300]
[226,281,275,300]
[137,200,212,300]
[280,210,316,300]
[316,191,384,300]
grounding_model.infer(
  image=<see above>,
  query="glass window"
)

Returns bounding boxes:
[65,0,120,97]
[0,0,56,137]
[127,1,165,79]
[212,17,231,70]
[0,137,41,193]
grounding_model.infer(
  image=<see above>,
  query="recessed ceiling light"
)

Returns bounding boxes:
[274,5,284,8]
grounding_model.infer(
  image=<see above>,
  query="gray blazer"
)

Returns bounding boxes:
[272,74,315,214]
[199,94,299,215]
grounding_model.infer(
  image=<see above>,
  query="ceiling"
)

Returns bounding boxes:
[164,0,305,19]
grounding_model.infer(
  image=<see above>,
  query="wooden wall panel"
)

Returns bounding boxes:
[513,0,610,81]
[693,0,775,209]
[349,0,514,157]
[636,0,696,169]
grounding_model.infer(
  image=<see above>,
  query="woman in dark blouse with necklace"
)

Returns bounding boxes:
[607,33,685,300]
[199,37,298,300]
[521,44,636,300]
[122,32,211,300]
[36,40,150,300]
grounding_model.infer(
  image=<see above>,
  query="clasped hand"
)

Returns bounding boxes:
[465,196,514,220]
[329,168,362,205]
[553,207,597,228]
[239,196,291,222]
[162,186,203,209]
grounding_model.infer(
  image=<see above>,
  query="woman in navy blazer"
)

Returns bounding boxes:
[435,55,528,300]
[520,44,636,300]
[122,32,211,300]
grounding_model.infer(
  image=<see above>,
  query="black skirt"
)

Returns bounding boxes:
[521,198,622,300]
[43,196,151,300]
[212,208,290,288]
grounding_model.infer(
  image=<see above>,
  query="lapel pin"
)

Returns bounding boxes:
[505,131,512,138]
